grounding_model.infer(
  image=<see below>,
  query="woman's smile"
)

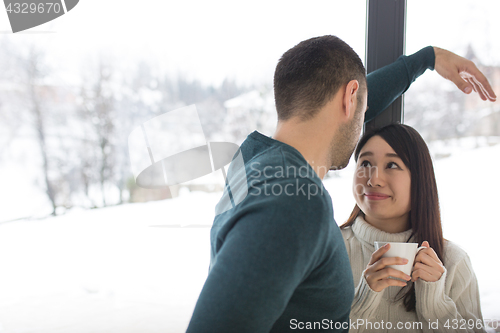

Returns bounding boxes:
[364,192,390,200]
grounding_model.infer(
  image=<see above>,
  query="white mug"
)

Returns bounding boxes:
[374,242,426,277]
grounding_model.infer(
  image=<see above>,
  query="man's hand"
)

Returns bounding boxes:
[434,46,497,102]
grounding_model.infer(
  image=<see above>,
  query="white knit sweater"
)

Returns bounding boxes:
[341,216,486,333]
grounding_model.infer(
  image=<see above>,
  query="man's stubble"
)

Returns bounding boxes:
[328,99,364,171]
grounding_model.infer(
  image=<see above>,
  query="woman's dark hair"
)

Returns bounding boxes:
[340,123,445,312]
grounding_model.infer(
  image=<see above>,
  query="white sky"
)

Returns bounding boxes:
[1,0,499,86]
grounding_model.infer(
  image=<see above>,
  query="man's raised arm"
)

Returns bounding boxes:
[365,46,497,123]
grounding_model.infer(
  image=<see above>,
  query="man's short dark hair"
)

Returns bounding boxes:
[274,35,366,121]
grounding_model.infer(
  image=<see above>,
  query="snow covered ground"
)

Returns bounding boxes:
[0,143,499,332]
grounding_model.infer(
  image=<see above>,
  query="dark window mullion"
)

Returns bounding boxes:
[365,0,407,131]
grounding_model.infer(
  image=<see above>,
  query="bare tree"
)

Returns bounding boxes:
[78,57,116,207]
[114,61,161,203]
[22,47,58,215]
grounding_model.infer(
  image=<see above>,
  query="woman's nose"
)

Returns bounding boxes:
[367,166,385,187]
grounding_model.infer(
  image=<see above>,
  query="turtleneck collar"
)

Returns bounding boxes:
[351,215,414,250]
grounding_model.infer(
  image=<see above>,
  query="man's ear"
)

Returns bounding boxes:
[342,80,360,120]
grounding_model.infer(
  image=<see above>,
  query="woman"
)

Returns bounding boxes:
[340,124,485,332]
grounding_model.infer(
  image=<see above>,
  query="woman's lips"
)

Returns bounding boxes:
[364,193,390,200]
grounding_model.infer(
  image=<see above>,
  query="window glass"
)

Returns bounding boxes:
[0,2,367,332]
[405,0,500,320]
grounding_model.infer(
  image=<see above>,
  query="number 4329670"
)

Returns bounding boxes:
[6,3,62,14]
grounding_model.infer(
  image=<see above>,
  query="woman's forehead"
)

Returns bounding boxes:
[359,136,398,156]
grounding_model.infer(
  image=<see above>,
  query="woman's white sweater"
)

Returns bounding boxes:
[341,216,485,333]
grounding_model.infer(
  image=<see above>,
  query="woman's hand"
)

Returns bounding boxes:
[411,241,445,283]
[364,243,412,292]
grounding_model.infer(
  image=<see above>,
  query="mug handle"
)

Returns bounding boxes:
[416,246,427,255]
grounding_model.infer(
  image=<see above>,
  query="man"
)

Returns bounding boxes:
[186,36,496,333]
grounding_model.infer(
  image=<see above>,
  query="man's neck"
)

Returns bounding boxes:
[273,118,334,180]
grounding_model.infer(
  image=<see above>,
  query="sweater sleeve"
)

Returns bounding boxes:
[186,179,331,333]
[365,46,435,123]
[415,253,486,333]
[350,269,385,321]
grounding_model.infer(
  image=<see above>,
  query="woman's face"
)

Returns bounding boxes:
[353,135,412,230]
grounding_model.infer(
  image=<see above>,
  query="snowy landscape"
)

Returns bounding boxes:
[1,1,500,332]
[0,140,499,333]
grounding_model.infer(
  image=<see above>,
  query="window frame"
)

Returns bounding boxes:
[365,0,407,131]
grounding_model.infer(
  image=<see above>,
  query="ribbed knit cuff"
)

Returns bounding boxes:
[415,266,449,319]
[351,271,384,319]
[400,46,435,83]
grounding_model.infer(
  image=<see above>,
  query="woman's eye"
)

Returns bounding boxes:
[360,160,371,167]
[387,162,399,169]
